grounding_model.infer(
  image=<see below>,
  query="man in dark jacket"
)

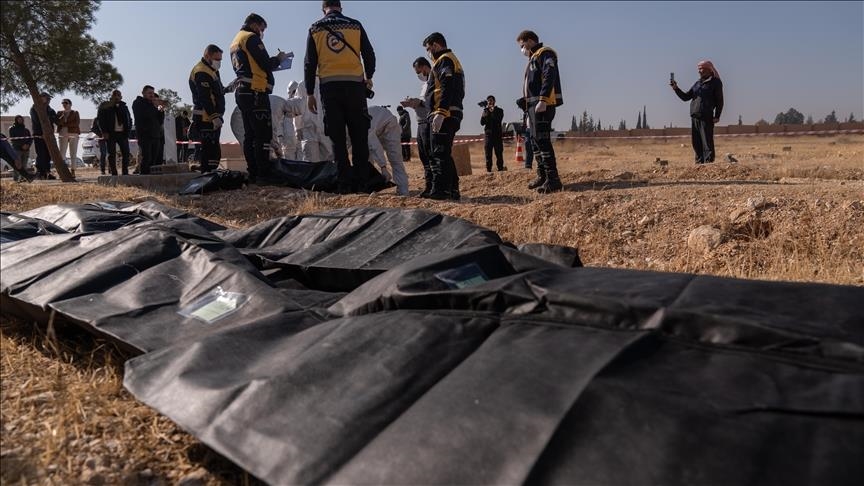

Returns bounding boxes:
[231,13,289,183]
[517,30,564,193]
[175,110,191,164]
[422,32,465,200]
[397,106,411,161]
[132,85,164,175]
[9,115,32,181]
[29,92,58,179]
[305,0,377,193]
[671,60,724,164]
[480,95,506,172]
[90,118,109,175]
[97,90,133,175]
[190,44,230,173]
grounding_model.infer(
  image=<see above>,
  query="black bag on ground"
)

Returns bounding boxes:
[266,159,338,191]
[179,170,246,195]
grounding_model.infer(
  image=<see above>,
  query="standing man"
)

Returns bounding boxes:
[304,0,377,194]
[517,30,563,193]
[29,93,58,180]
[97,90,132,175]
[401,57,433,196]
[90,117,108,175]
[132,85,163,175]
[397,106,411,162]
[190,44,230,174]
[422,32,465,200]
[175,110,191,164]
[231,13,289,183]
[481,95,505,172]
[9,115,32,181]
[671,60,724,164]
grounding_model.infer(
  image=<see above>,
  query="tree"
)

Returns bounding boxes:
[618,119,626,130]
[642,105,648,129]
[1,0,122,181]
[570,115,578,132]
[738,115,743,126]
[773,108,804,125]
[848,113,857,123]
[824,110,838,124]
[596,119,601,131]
[805,115,814,125]
[156,88,191,118]
[636,111,642,129]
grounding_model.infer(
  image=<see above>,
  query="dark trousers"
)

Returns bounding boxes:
[529,106,559,180]
[235,89,273,179]
[33,137,51,176]
[107,133,130,175]
[321,81,373,191]
[691,118,715,163]
[523,130,534,168]
[176,138,188,163]
[157,136,165,165]
[401,135,411,161]
[195,121,222,173]
[429,117,461,197]
[484,134,505,171]
[98,139,107,173]
[417,123,432,191]
[138,136,159,174]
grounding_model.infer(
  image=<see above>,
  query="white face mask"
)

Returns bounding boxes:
[521,46,531,57]
[417,72,429,82]
[211,59,221,70]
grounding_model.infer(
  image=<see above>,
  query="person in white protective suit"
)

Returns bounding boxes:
[294,79,333,162]
[348,105,409,196]
[282,81,304,160]
[269,93,303,160]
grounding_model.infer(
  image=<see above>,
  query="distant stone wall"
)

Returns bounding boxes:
[561,121,864,138]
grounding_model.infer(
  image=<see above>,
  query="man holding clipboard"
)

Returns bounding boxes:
[230,13,291,183]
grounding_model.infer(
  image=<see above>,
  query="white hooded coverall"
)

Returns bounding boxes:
[294,79,333,163]
[350,106,409,196]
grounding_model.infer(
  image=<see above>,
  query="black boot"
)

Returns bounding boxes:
[528,166,546,189]
[419,177,432,198]
[536,161,563,193]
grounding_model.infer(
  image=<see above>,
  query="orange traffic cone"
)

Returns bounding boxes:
[514,135,525,167]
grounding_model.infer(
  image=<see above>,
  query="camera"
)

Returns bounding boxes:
[478,100,488,108]
[366,88,375,99]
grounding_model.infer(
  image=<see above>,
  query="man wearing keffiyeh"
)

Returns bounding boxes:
[671,60,724,164]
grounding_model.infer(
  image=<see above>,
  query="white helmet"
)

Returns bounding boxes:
[287,80,299,98]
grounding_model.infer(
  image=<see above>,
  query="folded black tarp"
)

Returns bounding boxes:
[0,212,69,243]
[218,207,513,291]
[18,201,225,233]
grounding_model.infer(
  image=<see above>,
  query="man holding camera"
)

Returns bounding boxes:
[480,95,506,172]
[304,0,377,194]
[132,85,165,175]
[517,30,563,193]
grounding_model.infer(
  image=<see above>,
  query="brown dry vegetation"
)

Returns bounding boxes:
[1,134,863,484]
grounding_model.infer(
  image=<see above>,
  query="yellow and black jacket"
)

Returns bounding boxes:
[189,58,225,122]
[423,49,465,121]
[522,43,563,107]
[230,28,280,93]
[304,11,375,93]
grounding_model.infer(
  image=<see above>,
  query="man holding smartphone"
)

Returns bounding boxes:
[670,60,724,164]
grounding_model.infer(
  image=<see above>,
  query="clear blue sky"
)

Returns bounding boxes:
[3,1,862,141]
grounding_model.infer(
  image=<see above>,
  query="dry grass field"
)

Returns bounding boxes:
[1,133,862,484]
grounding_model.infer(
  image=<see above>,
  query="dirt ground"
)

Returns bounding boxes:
[1,133,862,484]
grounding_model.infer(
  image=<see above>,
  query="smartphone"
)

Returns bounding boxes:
[670,72,675,82]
